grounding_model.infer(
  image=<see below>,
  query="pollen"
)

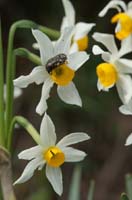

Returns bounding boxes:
[50,64,75,86]
[43,146,65,167]
[96,63,118,87]
[76,35,89,51]
[111,13,132,40]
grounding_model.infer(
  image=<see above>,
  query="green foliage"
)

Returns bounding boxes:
[120,193,129,200]
[68,165,95,200]
[68,165,82,200]
[87,180,95,200]
[125,174,132,200]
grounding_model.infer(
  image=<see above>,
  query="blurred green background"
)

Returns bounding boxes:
[1,0,132,199]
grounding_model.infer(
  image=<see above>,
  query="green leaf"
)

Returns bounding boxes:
[125,174,132,200]
[87,180,95,200]
[120,193,129,200]
[68,165,82,200]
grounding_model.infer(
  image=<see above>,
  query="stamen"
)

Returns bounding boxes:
[50,64,75,86]
[111,13,132,40]
[76,36,89,51]
[96,63,118,87]
[43,146,65,167]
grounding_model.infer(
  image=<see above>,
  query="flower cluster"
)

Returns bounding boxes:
[13,0,132,196]
[97,0,132,146]
[13,0,92,196]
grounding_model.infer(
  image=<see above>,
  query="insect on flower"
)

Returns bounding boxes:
[46,54,67,73]
[14,27,89,115]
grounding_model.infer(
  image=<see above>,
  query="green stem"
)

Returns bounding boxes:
[5,20,38,144]
[7,116,41,151]
[14,48,41,65]
[38,25,60,39]
[5,19,60,148]
[0,21,5,146]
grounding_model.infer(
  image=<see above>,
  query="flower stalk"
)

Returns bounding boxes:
[0,146,16,200]
[38,25,60,39]
[5,20,38,143]
[0,21,5,146]
[14,48,41,65]
[7,116,41,151]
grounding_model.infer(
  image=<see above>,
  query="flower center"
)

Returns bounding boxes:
[111,13,132,40]
[76,36,88,51]
[96,63,118,87]
[50,64,75,86]
[43,146,65,167]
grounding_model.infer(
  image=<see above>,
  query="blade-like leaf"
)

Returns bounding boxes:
[87,180,95,200]
[120,193,129,200]
[125,174,132,200]
[68,165,82,200]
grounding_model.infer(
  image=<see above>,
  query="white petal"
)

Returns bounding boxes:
[40,113,56,147]
[97,80,111,92]
[69,42,78,54]
[119,36,132,57]
[74,22,95,40]
[68,51,89,71]
[93,32,118,55]
[14,66,47,88]
[97,80,103,91]
[14,87,22,98]
[99,0,127,17]
[115,59,132,73]
[115,22,121,33]
[63,147,87,162]
[101,53,111,62]
[60,17,69,32]
[36,78,54,115]
[92,45,106,55]
[116,74,132,104]
[57,82,82,107]
[92,45,111,62]
[125,133,132,146]
[119,104,132,115]
[46,165,63,196]
[14,158,44,184]
[61,0,75,27]
[32,42,39,50]
[128,2,132,11]
[57,132,90,148]
[32,30,54,65]
[18,145,42,160]
[55,27,73,55]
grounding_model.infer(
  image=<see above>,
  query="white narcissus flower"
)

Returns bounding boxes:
[92,32,132,105]
[61,0,95,53]
[99,0,132,40]
[14,113,90,196]
[33,0,95,53]
[14,28,89,115]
